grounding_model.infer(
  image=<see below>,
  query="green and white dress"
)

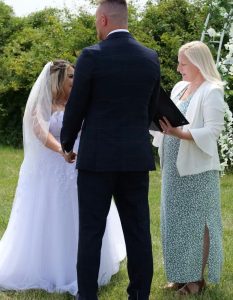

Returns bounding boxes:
[161,93,223,283]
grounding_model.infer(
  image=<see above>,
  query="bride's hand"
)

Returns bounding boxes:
[64,151,77,163]
[58,147,65,157]
[58,147,75,162]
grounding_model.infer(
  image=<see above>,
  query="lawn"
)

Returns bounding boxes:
[0,146,232,300]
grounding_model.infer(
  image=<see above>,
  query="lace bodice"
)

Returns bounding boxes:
[49,111,64,141]
[49,110,80,152]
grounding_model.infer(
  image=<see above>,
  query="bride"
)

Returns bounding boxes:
[0,60,126,295]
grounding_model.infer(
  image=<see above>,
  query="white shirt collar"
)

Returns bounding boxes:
[107,29,129,37]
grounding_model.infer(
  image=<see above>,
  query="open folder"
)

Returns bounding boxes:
[150,86,189,131]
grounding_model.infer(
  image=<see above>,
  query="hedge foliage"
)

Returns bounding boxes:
[0,0,231,146]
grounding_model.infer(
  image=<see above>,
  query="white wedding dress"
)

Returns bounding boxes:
[0,111,126,295]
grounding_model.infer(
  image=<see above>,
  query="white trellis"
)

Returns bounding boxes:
[201,7,233,65]
[200,3,233,175]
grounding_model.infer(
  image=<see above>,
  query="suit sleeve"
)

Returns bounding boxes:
[148,53,160,126]
[61,48,93,152]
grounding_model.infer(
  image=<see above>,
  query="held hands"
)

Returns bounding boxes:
[63,151,77,163]
[58,147,77,163]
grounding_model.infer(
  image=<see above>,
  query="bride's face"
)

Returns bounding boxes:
[63,66,74,99]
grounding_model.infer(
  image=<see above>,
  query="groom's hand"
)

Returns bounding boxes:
[63,151,77,163]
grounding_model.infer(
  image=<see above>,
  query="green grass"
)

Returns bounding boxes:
[0,146,232,300]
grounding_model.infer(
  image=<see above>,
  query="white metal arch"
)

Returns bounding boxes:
[201,7,233,65]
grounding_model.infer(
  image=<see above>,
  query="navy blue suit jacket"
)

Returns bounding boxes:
[61,32,160,171]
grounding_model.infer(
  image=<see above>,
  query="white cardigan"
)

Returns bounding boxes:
[151,81,225,176]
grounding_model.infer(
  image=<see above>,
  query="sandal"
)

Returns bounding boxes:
[163,282,186,291]
[177,279,206,296]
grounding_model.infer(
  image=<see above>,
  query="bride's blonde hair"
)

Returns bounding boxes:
[179,41,224,88]
[50,60,73,102]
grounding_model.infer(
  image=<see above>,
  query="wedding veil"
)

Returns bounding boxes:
[23,62,52,162]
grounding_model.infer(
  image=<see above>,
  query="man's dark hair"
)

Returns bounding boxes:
[98,0,128,26]
[98,0,127,6]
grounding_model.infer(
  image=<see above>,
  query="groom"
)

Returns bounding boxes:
[61,0,160,299]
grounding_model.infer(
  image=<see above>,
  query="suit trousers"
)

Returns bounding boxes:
[76,170,153,300]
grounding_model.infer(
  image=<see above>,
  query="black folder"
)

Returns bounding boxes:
[150,86,189,131]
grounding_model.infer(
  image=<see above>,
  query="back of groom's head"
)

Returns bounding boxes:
[98,0,127,9]
[98,0,127,7]
[96,0,128,40]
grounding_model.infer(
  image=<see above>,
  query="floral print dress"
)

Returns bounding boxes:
[161,93,223,283]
